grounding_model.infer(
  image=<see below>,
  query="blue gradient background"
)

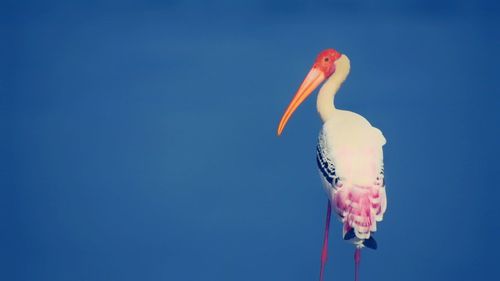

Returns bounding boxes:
[2,1,499,280]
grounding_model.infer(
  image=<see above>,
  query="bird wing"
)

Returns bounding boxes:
[333,163,387,240]
[317,118,387,241]
[316,139,338,188]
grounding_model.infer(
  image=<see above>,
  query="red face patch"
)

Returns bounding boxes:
[314,49,342,78]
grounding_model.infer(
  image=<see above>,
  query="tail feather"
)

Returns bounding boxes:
[334,183,387,242]
[343,227,355,240]
[362,236,377,250]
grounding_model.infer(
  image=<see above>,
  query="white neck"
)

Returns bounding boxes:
[316,55,350,122]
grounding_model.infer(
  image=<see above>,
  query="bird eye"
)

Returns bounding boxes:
[324,57,329,62]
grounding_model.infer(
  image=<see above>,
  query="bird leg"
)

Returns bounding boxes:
[319,200,332,281]
[354,247,361,281]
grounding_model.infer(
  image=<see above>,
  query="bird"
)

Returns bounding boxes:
[277,49,387,281]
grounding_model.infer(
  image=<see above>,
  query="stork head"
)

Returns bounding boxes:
[277,49,342,136]
[313,49,342,78]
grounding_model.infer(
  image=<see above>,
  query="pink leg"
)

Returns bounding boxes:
[319,200,332,281]
[354,248,361,281]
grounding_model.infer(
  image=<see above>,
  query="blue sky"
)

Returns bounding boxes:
[3,1,499,280]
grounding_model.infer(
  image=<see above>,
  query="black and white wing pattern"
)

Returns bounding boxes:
[316,130,341,190]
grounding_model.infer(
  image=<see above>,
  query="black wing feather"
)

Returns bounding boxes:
[316,145,336,185]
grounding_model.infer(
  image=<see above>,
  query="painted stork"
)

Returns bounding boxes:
[277,49,387,281]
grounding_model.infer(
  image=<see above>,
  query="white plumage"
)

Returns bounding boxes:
[277,49,388,281]
[318,110,387,242]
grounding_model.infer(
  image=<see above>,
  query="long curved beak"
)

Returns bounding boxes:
[277,67,325,136]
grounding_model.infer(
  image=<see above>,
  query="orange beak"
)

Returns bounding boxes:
[277,67,325,136]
